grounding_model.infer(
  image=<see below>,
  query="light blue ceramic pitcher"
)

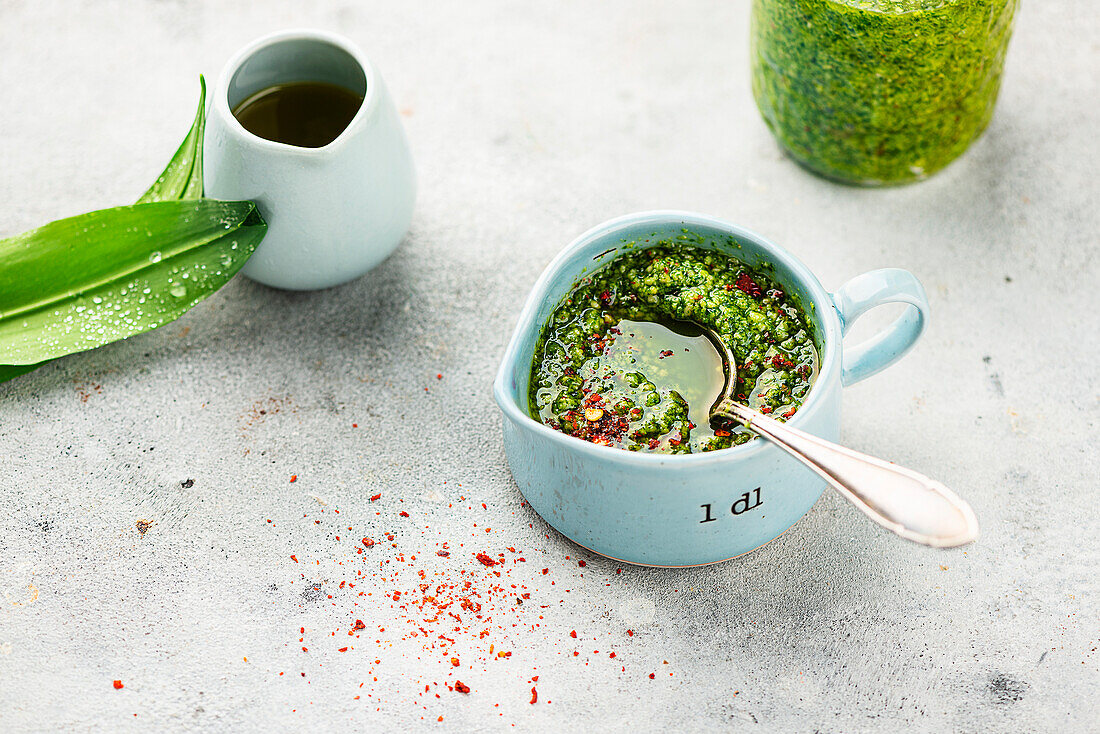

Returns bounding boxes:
[204,30,415,291]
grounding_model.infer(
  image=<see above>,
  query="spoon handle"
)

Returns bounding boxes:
[715,399,979,548]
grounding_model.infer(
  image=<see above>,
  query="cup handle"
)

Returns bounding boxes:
[831,268,930,386]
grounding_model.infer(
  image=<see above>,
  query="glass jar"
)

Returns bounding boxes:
[751,0,1018,186]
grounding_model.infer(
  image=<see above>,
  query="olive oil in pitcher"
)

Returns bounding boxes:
[232,81,363,148]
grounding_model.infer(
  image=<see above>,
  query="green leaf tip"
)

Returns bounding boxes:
[137,76,207,204]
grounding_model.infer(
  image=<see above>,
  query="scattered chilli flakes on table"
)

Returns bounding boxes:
[272,483,670,722]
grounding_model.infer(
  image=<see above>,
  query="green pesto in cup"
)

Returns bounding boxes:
[751,0,1018,185]
[529,243,818,454]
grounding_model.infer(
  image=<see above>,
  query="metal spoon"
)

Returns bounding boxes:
[701,325,979,548]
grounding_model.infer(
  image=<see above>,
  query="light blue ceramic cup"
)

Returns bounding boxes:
[493,211,930,566]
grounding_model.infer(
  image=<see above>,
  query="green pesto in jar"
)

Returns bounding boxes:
[529,241,819,454]
[751,0,1018,185]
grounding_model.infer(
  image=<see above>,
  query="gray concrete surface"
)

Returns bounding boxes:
[1,1,1097,731]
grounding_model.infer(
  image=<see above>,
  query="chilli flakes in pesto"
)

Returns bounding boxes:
[529,243,818,454]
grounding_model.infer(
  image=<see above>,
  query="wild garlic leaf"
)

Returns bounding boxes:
[0,363,42,382]
[138,76,207,203]
[0,77,264,383]
[0,200,265,365]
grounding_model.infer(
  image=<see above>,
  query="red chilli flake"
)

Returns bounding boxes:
[399,511,410,518]
[577,560,586,567]
[570,630,577,638]
[369,493,382,502]
[770,354,796,369]
[112,680,124,690]
[289,474,298,483]
[735,272,764,298]
[275,494,642,714]
[290,555,298,563]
